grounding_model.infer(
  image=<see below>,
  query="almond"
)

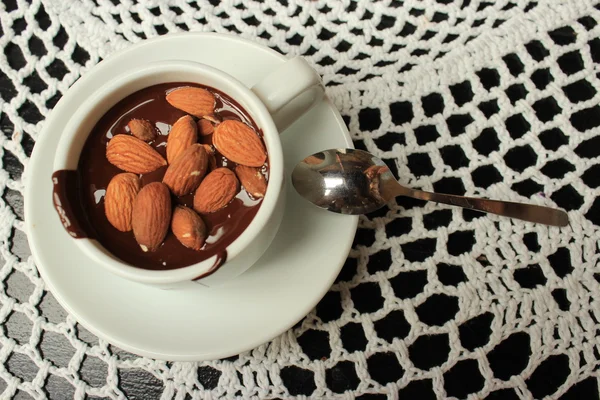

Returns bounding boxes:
[235,166,267,199]
[162,144,208,196]
[166,87,215,118]
[194,168,239,213]
[202,144,215,154]
[197,118,215,136]
[132,182,171,252]
[167,115,198,164]
[106,135,166,174]
[203,144,218,171]
[127,119,156,142]
[213,120,267,167]
[104,173,141,232]
[171,206,207,250]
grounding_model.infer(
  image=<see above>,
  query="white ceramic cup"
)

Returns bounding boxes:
[52,57,324,288]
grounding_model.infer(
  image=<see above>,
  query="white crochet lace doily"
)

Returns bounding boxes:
[1,0,599,398]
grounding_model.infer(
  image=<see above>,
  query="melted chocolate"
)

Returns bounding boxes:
[52,170,92,239]
[193,251,227,280]
[52,82,267,271]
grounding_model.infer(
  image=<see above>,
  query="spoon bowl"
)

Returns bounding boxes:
[291,149,393,214]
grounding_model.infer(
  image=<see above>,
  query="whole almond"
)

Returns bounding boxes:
[171,206,207,251]
[213,120,267,167]
[106,135,166,174]
[127,119,156,142]
[104,173,141,232]
[166,87,215,118]
[167,115,198,163]
[162,144,208,196]
[197,119,215,136]
[235,166,267,199]
[203,144,218,171]
[194,168,239,214]
[132,182,172,252]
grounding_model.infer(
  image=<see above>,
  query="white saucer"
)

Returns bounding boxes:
[24,33,358,361]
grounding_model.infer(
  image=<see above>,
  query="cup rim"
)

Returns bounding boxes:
[52,60,284,284]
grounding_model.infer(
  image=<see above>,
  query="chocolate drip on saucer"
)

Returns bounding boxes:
[193,251,228,281]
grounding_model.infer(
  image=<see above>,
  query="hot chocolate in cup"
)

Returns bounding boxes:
[51,58,324,288]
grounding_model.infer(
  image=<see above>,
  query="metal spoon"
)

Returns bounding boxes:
[291,148,569,227]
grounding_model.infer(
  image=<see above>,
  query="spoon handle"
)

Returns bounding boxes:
[396,186,569,227]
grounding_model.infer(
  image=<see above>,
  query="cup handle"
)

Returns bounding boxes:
[251,56,324,132]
